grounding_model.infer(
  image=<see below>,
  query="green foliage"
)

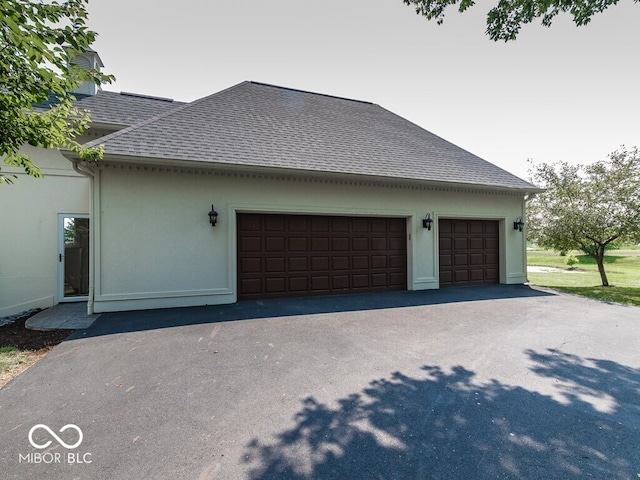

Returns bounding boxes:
[527,248,640,306]
[527,147,640,286]
[402,0,637,41]
[0,0,113,184]
[565,254,579,269]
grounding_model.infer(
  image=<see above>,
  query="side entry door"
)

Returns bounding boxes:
[58,214,90,302]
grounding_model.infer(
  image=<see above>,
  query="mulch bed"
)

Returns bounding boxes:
[0,316,74,350]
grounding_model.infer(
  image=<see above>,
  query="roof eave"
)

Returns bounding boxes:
[69,152,542,194]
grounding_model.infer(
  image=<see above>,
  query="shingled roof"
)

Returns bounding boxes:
[74,90,185,126]
[83,81,536,191]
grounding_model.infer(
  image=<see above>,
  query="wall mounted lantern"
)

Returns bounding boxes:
[422,213,433,230]
[208,205,219,227]
[513,217,525,232]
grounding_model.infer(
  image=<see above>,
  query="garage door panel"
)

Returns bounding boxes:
[454,270,469,282]
[311,217,329,232]
[332,218,349,232]
[332,238,349,251]
[265,237,285,252]
[288,237,308,251]
[353,256,369,269]
[486,268,499,281]
[372,273,388,287]
[469,221,484,234]
[372,255,387,268]
[265,216,286,231]
[265,257,285,272]
[470,237,484,249]
[485,222,499,234]
[289,277,308,291]
[440,254,452,267]
[439,219,499,287]
[454,238,468,249]
[352,274,369,288]
[331,257,349,270]
[390,255,405,268]
[311,237,330,251]
[266,277,286,293]
[311,276,330,291]
[470,269,485,281]
[352,237,369,251]
[389,218,405,232]
[454,221,468,233]
[332,275,349,289]
[311,257,329,271]
[454,254,469,266]
[352,219,369,232]
[440,271,452,283]
[240,237,262,252]
[240,258,262,273]
[485,253,499,265]
[288,217,308,232]
[371,218,387,232]
[372,237,387,250]
[238,214,407,299]
[240,215,262,231]
[390,272,405,286]
[241,278,262,295]
[289,257,308,271]
[469,253,484,265]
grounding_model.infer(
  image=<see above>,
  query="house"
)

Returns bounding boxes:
[57,80,540,314]
[0,50,184,318]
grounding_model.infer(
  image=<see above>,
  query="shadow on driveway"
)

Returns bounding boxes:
[69,284,554,340]
[244,349,640,479]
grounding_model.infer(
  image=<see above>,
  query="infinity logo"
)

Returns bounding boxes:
[28,424,83,450]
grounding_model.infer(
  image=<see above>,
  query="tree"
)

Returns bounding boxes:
[0,0,114,184]
[402,0,637,41]
[527,147,640,286]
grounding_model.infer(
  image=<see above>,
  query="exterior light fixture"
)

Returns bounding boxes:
[208,205,219,227]
[422,213,433,230]
[513,217,524,232]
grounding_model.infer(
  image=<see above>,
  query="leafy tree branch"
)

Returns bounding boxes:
[1,0,113,184]
[402,0,637,41]
[527,147,640,286]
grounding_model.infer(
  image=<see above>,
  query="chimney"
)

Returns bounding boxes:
[69,48,104,96]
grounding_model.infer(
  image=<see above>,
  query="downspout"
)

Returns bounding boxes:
[72,159,97,315]
[522,192,537,283]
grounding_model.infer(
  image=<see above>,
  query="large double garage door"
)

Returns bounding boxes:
[238,214,500,300]
[238,214,407,300]
[439,219,499,287]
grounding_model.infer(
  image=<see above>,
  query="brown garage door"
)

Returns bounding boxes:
[238,214,407,300]
[439,219,499,287]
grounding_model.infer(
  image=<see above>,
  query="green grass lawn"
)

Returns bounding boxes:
[527,247,640,307]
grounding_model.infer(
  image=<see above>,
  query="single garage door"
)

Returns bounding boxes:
[238,214,407,300]
[439,219,499,287]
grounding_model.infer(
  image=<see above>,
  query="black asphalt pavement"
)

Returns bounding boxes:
[1,285,639,479]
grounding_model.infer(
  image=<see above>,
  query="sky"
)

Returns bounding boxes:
[85,0,639,182]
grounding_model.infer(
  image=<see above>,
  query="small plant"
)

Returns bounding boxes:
[566,254,579,270]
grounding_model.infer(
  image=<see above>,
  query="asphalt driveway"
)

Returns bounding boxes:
[1,285,639,479]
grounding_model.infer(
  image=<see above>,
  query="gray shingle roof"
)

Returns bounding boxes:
[74,90,185,126]
[84,81,536,190]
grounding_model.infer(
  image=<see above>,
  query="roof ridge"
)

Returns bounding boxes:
[249,81,373,106]
[119,91,177,103]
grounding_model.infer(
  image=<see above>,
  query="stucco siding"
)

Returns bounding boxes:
[92,165,527,313]
[0,147,90,317]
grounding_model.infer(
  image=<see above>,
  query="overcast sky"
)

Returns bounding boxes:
[86,0,639,181]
